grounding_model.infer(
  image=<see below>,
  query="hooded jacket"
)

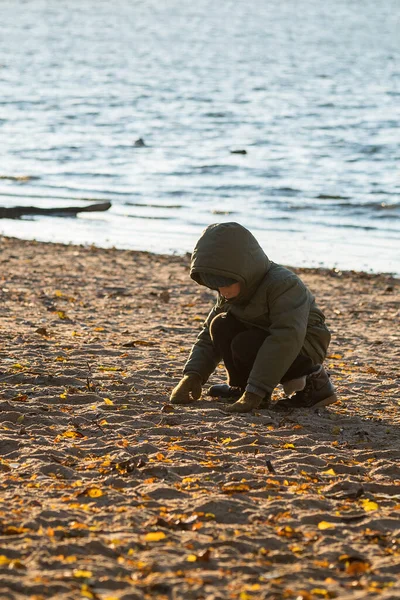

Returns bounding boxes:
[183,222,331,394]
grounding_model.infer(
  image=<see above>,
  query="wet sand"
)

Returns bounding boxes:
[0,236,399,600]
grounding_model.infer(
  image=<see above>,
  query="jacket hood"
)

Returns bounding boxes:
[190,222,271,301]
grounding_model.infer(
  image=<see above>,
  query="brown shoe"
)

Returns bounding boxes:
[223,391,262,413]
[275,366,337,410]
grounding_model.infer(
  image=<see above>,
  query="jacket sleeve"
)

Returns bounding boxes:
[183,304,224,383]
[247,278,310,393]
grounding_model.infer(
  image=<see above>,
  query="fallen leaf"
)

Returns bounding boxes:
[73,569,93,578]
[62,430,84,439]
[361,499,379,512]
[12,394,28,402]
[2,526,30,535]
[318,521,336,530]
[323,468,336,476]
[77,487,104,498]
[339,555,371,575]
[311,589,333,598]
[221,482,250,493]
[186,548,211,562]
[144,531,166,542]
[126,339,156,347]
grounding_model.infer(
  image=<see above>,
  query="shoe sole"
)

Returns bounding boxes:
[208,390,242,399]
[312,393,338,408]
[275,393,339,411]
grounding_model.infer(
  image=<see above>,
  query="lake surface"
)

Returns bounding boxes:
[1,0,399,274]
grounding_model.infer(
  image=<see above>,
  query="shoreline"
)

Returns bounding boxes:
[1,234,399,281]
[0,235,399,600]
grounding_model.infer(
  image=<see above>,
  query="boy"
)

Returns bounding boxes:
[170,222,337,413]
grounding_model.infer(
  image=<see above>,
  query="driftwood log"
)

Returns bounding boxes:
[0,201,111,219]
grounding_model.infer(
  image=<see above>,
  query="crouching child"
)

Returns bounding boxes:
[170,222,337,413]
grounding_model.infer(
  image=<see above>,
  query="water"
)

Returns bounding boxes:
[1,0,399,274]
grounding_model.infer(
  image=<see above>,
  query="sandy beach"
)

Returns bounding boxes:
[0,236,399,600]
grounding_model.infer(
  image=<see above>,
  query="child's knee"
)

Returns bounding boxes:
[209,313,229,341]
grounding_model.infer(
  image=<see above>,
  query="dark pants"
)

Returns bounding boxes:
[209,312,316,389]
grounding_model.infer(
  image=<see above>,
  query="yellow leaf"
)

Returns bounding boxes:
[221,483,250,493]
[247,584,261,591]
[323,468,336,476]
[80,585,94,599]
[182,477,199,485]
[361,499,379,512]
[318,521,336,530]
[64,555,77,563]
[57,311,67,319]
[186,554,197,562]
[104,398,113,405]
[73,569,92,578]
[311,589,331,598]
[283,443,295,449]
[221,437,233,444]
[144,531,166,542]
[86,487,104,498]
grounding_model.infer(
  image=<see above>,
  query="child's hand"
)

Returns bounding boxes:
[170,374,202,404]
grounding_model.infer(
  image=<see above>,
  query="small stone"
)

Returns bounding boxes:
[35,327,49,336]
[159,290,170,303]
